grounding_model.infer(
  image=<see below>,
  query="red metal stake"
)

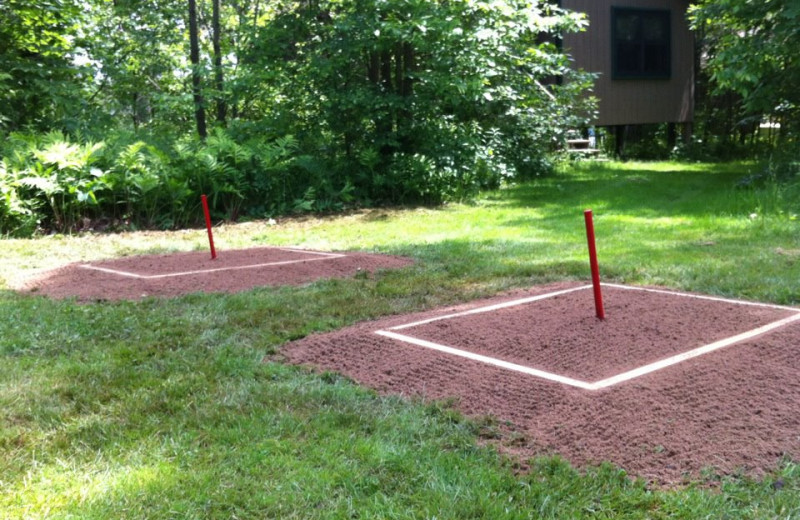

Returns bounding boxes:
[584,209,605,320]
[201,194,217,260]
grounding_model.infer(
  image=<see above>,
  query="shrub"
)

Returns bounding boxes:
[246,0,595,203]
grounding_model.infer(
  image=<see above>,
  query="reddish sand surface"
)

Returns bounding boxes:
[19,247,413,301]
[283,282,800,484]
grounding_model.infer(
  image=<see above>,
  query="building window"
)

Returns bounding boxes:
[612,8,671,79]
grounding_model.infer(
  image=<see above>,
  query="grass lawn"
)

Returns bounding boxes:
[1,160,799,518]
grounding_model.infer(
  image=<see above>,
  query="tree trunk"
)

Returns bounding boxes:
[212,0,226,125]
[188,0,207,139]
[132,92,140,131]
[398,42,415,152]
[378,50,394,156]
[614,125,626,157]
[667,122,676,150]
[367,51,380,84]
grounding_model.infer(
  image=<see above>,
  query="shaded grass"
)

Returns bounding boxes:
[1,160,800,518]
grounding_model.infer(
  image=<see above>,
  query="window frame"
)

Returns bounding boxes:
[611,7,672,80]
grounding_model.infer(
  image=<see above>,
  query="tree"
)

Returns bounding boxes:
[1,0,600,235]
[212,0,227,125]
[245,0,594,202]
[85,0,191,135]
[689,0,800,138]
[188,0,208,139]
[0,0,87,132]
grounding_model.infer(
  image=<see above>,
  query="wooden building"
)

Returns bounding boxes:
[561,0,694,132]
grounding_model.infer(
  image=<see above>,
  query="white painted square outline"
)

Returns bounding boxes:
[375,284,800,391]
[78,248,346,279]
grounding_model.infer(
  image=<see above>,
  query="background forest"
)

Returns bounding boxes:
[0,0,798,237]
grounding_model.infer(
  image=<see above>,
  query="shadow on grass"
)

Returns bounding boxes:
[495,162,760,219]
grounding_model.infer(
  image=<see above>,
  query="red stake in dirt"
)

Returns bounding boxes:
[201,194,217,260]
[584,209,605,320]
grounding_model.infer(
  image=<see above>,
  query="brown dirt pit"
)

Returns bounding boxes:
[18,246,413,301]
[282,282,800,485]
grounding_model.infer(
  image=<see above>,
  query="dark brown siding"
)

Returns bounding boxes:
[562,0,694,126]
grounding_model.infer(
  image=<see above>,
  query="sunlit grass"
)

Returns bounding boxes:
[1,160,800,518]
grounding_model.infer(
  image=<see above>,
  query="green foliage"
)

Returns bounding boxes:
[0,159,38,237]
[690,0,800,137]
[84,0,190,135]
[0,128,354,234]
[0,0,89,132]
[247,0,595,203]
[103,139,194,229]
[1,0,596,234]
[6,132,106,232]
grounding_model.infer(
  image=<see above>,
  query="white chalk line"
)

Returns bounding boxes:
[376,284,800,391]
[389,284,798,331]
[275,248,346,257]
[375,330,595,390]
[388,285,594,331]
[591,311,800,389]
[602,283,799,312]
[78,249,346,279]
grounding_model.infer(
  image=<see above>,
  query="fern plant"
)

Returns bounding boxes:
[205,129,253,220]
[15,133,106,232]
[107,141,172,227]
[0,159,37,236]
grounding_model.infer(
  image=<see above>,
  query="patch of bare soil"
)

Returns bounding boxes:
[282,282,800,485]
[19,247,413,301]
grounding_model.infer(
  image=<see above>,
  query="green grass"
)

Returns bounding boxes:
[1,160,799,518]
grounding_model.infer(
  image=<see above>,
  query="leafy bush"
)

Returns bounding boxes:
[246,0,595,204]
[0,128,355,236]
[0,158,38,237]
[102,140,192,229]
[0,0,598,236]
[3,132,106,232]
